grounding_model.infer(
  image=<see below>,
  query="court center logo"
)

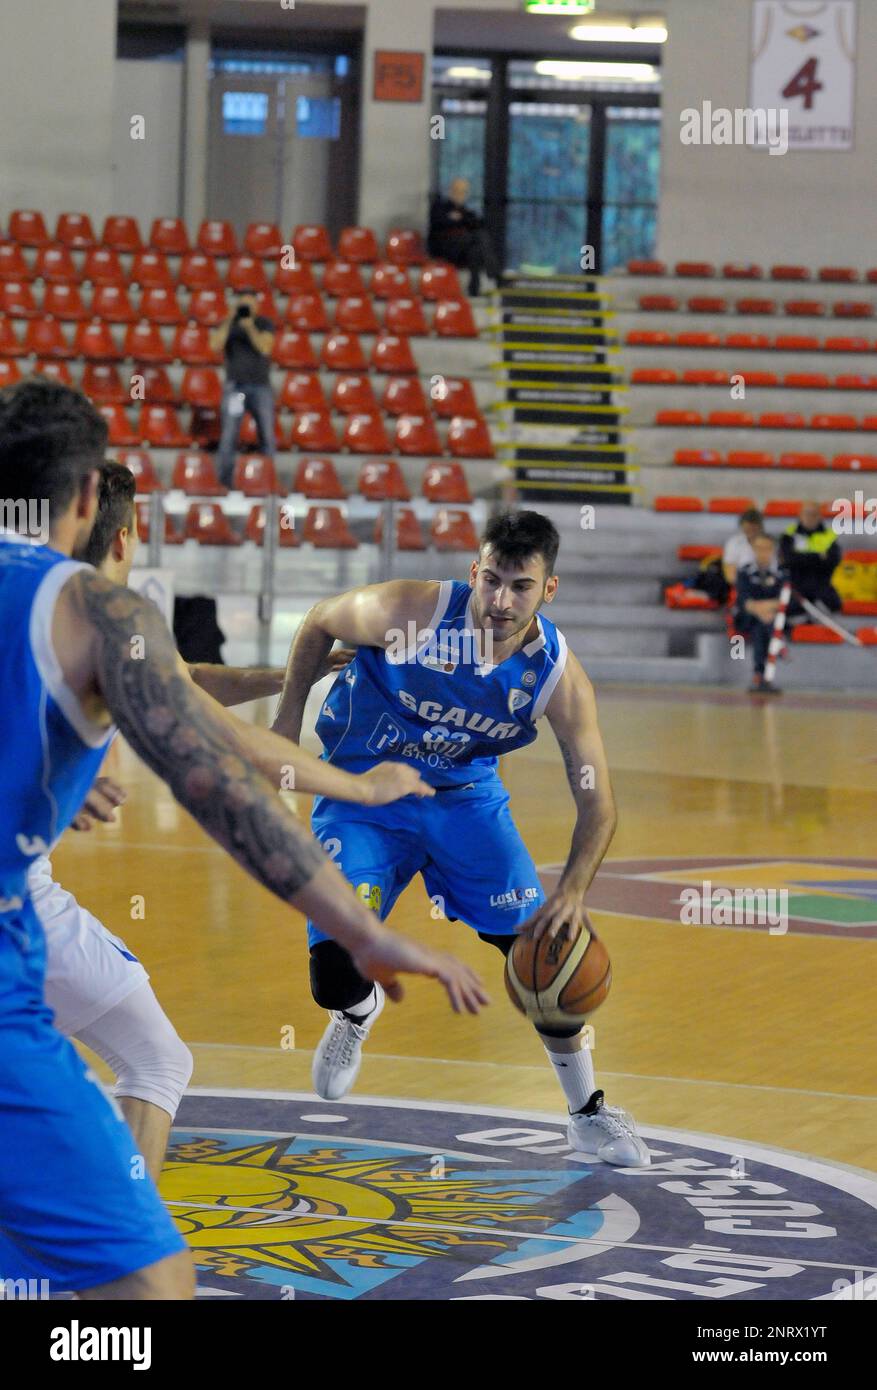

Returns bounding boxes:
[164,1093,877,1300]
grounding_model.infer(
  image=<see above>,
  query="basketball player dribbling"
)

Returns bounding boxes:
[30,459,433,1184]
[273,509,650,1166]
[0,379,487,1300]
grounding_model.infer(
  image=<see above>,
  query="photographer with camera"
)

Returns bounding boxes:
[210,290,277,488]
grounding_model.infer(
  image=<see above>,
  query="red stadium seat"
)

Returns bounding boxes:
[9,210,50,247]
[639,294,679,311]
[811,413,857,430]
[0,281,39,318]
[0,319,21,356]
[73,320,121,361]
[342,412,392,454]
[678,544,722,561]
[139,365,176,403]
[676,331,720,347]
[664,583,718,611]
[633,367,678,384]
[394,413,442,456]
[83,246,126,287]
[81,363,127,404]
[673,448,723,466]
[102,216,143,254]
[771,265,809,280]
[727,450,774,467]
[134,501,184,545]
[273,328,317,370]
[860,416,877,431]
[447,413,493,458]
[197,220,238,257]
[294,457,347,499]
[120,451,163,493]
[233,454,284,496]
[707,409,754,427]
[725,332,770,349]
[627,258,666,275]
[140,287,184,325]
[55,212,96,249]
[371,331,416,374]
[189,289,228,326]
[273,259,317,295]
[676,261,715,277]
[385,229,427,267]
[737,370,778,386]
[654,496,704,512]
[784,300,825,316]
[140,403,189,448]
[433,299,478,337]
[149,218,190,255]
[293,225,333,263]
[189,407,221,450]
[626,329,673,345]
[178,252,223,292]
[358,458,411,501]
[825,335,870,352]
[687,296,727,313]
[337,227,380,264]
[278,371,327,413]
[420,263,464,302]
[834,373,877,390]
[41,283,87,323]
[384,296,430,336]
[382,376,429,416]
[244,222,283,259]
[321,332,367,371]
[226,254,270,293]
[833,301,873,318]
[707,497,755,514]
[832,453,877,471]
[774,333,819,350]
[373,508,427,550]
[784,371,829,389]
[431,508,479,552]
[253,289,279,322]
[331,374,378,415]
[722,263,763,279]
[791,623,843,644]
[335,295,380,334]
[130,252,174,289]
[239,411,289,453]
[124,321,172,364]
[421,460,472,503]
[172,322,220,365]
[430,376,479,418]
[98,404,139,446]
[245,502,301,547]
[180,366,222,409]
[35,245,80,284]
[184,502,241,545]
[0,243,34,281]
[371,264,412,299]
[290,411,340,452]
[172,452,226,496]
[764,499,802,517]
[303,505,358,548]
[90,284,137,323]
[287,293,330,332]
[655,409,702,426]
[23,318,74,359]
[819,266,858,282]
[736,298,776,314]
[758,411,806,428]
[33,360,72,386]
[323,261,367,297]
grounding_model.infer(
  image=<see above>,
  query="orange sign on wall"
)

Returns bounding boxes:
[373,50,425,103]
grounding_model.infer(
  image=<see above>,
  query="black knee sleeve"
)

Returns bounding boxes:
[477,932,513,957]
[309,940,372,1011]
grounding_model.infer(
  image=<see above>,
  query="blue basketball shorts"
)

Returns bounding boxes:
[307,776,546,947]
[0,904,186,1293]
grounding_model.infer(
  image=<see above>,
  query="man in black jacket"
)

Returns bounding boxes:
[428,177,500,296]
[779,499,842,613]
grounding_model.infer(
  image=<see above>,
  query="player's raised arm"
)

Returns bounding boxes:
[272,579,441,740]
[65,570,487,1012]
[525,652,618,942]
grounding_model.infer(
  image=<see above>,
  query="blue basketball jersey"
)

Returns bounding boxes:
[0,537,113,913]
[315,579,568,788]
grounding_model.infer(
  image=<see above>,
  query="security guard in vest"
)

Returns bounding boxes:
[779,499,842,613]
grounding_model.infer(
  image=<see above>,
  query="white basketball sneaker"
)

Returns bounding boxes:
[311,985,385,1101]
[567,1090,651,1167]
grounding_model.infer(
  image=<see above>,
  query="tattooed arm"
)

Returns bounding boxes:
[54,571,487,1012]
[521,653,617,942]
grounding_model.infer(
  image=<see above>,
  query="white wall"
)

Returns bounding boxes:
[112,59,184,226]
[0,0,116,227]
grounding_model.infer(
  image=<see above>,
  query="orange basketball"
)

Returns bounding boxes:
[504,917,611,1029]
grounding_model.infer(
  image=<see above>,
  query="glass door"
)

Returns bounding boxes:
[506,101,592,274]
[601,106,661,271]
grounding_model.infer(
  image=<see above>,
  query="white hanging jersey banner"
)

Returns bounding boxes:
[751,0,856,150]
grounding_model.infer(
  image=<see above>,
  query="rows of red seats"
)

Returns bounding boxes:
[672,448,876,471]
[628,259,877,283]
[135,500,477,552]
[627,329,875,352]
[638,293,873,317]
[633,368,877,389]
[655,408,877,430]
[3,211,426,267]
[655,496,849,515]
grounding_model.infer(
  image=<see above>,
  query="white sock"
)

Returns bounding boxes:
[539,1031,596,1113]
[343,987,377,1022]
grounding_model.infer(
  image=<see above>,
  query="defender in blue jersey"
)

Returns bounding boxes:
[274,510,651,1166]
[0,380,486,1299]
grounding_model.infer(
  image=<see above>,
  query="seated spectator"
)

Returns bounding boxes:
[779,499,842,614]
[427,177,501,297]
[735,533,786,695]
[722,508,763,585]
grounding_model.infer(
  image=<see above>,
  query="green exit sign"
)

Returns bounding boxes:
[524,1,596,13]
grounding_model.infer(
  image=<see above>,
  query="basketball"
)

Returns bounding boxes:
[504,917,611,1030]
